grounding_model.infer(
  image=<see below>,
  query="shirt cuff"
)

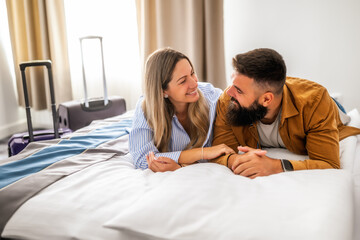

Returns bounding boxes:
[210,154,231,167]
[289,160,303,170]
[156,151,182,163]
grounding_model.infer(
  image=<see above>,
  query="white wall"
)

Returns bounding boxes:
[224,0,360,111]
[0,0,27,140]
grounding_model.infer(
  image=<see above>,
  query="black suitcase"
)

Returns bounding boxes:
[58,36,126,131]
[8,60,72,156]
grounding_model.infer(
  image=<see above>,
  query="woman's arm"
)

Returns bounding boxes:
[178,144,235,164]
[129,98,181,169]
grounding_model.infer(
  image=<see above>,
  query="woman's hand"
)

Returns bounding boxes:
[178,144,236,164]
[146,152,181,172]
[204,144,236,160]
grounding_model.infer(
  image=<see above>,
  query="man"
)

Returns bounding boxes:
[212,48,360,178]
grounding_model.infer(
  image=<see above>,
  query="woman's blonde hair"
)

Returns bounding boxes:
[142,48,209,152]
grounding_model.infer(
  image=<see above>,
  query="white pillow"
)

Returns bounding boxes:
[347,108,360,128]
[103,163,353,240]
[340,108,360,171]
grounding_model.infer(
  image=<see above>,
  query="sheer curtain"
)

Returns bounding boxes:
[64,0,142,110]
[6,0,72,110]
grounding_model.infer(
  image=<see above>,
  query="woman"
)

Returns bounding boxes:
[129,48,234,171]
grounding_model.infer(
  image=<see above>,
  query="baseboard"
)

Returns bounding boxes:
[0,119,27,140]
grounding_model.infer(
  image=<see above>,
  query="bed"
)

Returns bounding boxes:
[1,106,360,240]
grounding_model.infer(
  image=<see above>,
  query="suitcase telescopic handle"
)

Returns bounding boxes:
[79,36,109,108]
[19,60,60,142]
[20,60,52,70]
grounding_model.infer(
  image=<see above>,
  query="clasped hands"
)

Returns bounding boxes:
[146,144,235,172]
[228,146,283,179]
[146,145,283,178]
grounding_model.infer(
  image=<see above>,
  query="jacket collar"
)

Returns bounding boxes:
[280,82,299,125]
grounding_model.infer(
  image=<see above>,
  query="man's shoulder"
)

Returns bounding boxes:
[282,77,334,121]
[285,77,325,89]
[284,77,328,103]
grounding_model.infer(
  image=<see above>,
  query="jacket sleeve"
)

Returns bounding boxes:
[211,92,240,166]
[290,90,340,170]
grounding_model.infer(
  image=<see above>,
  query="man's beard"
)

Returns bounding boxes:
[226,97,268,126]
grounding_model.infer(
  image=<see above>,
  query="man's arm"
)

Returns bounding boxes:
[290,90,340,170]
[211,93,241,166]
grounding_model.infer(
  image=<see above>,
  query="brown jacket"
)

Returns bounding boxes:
[212,77,360,170]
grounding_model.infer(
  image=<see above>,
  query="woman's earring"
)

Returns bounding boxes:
[164,94,168,98]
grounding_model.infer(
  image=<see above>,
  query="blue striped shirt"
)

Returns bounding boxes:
[129,82,222,169]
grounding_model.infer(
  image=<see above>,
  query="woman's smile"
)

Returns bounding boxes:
[186,90,198,96]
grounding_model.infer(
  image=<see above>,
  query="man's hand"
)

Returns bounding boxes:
[228,146,283,179]
[146,152,181,172]
[204,144,236,160]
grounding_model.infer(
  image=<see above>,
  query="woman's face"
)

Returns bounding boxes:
[163,59,199,109]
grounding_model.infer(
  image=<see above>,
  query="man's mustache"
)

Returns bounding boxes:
[230,97,240,106]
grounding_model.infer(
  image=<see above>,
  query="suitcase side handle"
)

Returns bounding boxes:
[22,129,68,140]
[19,60,60,142]
[79,36,109,108]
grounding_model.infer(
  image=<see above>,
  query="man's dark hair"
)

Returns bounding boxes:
[232,48,286,95]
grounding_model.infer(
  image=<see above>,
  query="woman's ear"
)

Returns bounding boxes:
[163,91,169,98]
[260,92,274,107]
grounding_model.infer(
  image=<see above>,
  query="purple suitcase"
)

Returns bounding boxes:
[7,60,72,157]
[8,128,72,156]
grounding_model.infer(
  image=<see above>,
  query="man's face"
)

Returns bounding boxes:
[225,72,268,126]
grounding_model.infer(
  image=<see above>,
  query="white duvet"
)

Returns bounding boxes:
[3,153,354,240]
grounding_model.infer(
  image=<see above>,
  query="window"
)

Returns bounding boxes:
[64,0,142,109]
